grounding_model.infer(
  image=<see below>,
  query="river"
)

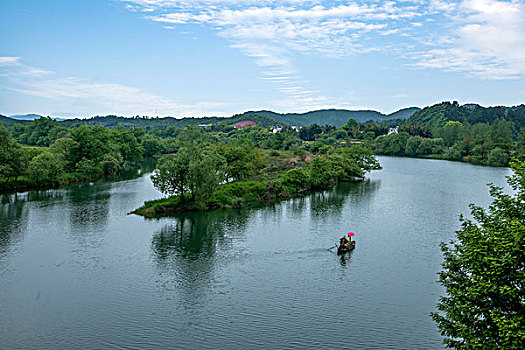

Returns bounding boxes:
[0,157,512,349]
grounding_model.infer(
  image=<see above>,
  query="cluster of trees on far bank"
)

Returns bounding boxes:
[0,123,147,191]
[371,118,523,166]
[0,113,382,194]
[370,102,525,166]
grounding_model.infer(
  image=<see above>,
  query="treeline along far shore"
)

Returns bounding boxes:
[1,101,524,197]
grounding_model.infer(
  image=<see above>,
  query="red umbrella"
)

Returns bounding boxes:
[347,232,355,237]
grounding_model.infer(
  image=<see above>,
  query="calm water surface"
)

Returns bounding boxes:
[0,157,512,349]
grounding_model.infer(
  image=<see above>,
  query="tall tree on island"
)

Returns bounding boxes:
[151,126,225,206]
[432,161,525,349]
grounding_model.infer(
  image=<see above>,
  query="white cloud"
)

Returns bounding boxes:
[121,0,525,111]
[0,57,21,66]
[124,1,425,110]
[414,0,525,79]
[1,58,228,117]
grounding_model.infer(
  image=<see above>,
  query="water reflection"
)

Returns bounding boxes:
[0,194,28,262]
[26,189,65,203]
[152,210,251,260]
[67,183,111,230]
[110,158,158,182]
[339,250,354,267]
[310,179,381,216]
[151,210,252,301]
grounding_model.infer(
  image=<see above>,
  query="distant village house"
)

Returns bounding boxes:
[388,126,399,135]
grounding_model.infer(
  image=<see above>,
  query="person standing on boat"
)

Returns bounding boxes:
[341,235,349,248]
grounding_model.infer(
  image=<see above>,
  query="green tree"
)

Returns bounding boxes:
[342,144,382,176]
[431,160,525,349]
[151,126,224,205]
[0,126,27,182]
[50,137,79,171]
[19,117,66,146]
[76,158,102,177]
[151,155,190,202]
[487,147,509,167]
[111,128,144,162]
[373,132,410,156]
[27,151,63,183]
[363,131,375,142]
[188,148,225,204]
[101,153,123,177]
[216,144,259,182]
[417,138,434,156]
[490,119,513,145]
[141,134,166,157]
[282,167,311,192]
[70,126,110,163]
[310,156,336,188]
[441,121,464,147]
[405,136,423,156]
[299,124,323,141]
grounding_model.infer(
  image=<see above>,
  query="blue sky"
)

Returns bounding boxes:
[1,0,524,118]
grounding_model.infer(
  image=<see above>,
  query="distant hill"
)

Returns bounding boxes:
[0,114,27,124]
[403,102,525,129]
[10,114,43,121]
[62,113,288,129]
[1,107,420,129]
[10,114,66,121]
[9,102,523,132]
[385,107,421,120]
[243,108,418,127]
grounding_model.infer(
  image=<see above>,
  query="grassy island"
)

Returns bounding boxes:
[132,127,381,217]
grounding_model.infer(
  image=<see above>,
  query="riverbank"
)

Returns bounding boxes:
[0,172,103,194]
[0,159,157,195]
[374,152,511,168]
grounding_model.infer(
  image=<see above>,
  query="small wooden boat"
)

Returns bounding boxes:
[337,240,356,255]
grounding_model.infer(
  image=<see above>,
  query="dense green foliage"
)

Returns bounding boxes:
[404,102,525,130]
[135,131,381,215]
[0,126,26,183]
[431,160,525,349]
[0,123,149,192]
[372,112,525,166]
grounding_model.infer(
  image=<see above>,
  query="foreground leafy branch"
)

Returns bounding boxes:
[431,160,525,349]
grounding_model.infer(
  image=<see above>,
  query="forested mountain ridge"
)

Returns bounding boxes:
[0,114,27,125]
[61,113,288,129]
[2,103,523,132]
[403,102,525,129]
[385,107,421,120]
[243,107,420,126]
[1,107,420,129]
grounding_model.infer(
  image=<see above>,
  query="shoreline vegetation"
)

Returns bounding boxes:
[1,101,523,195]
